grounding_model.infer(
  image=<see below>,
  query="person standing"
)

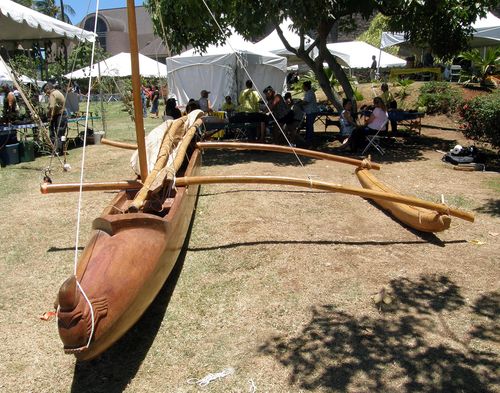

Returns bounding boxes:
[370,55,377,80]
[380,83,398,132]
[150,86,160,118]
[43,82,67,154]
[3,91,18,122]
[233,80,267,142]
[300,81,318,146]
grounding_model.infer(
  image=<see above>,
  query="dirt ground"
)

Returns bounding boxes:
[0,86,498,392]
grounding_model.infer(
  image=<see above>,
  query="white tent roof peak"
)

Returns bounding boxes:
[0,0,95,42]
[256,19,315,56]
[167,32,287,108]
[65,53,167,79]
[179,31,278,58]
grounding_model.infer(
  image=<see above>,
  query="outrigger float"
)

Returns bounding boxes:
[41,0,474,362]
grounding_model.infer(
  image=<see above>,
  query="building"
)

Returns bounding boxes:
[79,6,170,63]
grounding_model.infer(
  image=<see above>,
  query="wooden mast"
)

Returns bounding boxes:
[126,0,148,181]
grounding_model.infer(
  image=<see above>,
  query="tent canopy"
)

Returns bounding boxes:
[381,12,500,49]
[65,52,168,79]
[0,0,95,42]
[326,41,406,68]
[255,19,316,61]
[166,32,287,108]
[472,12,500,47]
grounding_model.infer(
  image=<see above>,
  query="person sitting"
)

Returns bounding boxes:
[164,97,182,119]
[185,100,200,114]
[263,85,294,144]
[198,90,213,114]
[221,95,235,115]
[344,97,388,152]
[338,98,357,144]
[283,92,306,146]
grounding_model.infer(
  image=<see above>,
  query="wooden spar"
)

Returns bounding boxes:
[197,142,381,170]
[101,138,137,150]
[126,0,148,180]
[41,180,142,194]
[175,175,475,222]
[99,139,380,171]
[129,117,187,211]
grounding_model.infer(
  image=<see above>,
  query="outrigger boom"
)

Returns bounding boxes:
[100,140,381,170]
[41,174,474,223]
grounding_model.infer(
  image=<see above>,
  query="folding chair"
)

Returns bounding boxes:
[361,119,389,156]
[450,65,462,82]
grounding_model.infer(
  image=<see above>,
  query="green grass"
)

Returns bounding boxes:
[484,178,500,193]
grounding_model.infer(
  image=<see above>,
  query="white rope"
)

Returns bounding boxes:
[76,281,96,349]
[73,0,100,275]
[66,0,101,349]
[248,378,257,392]
[187,367,235,387]
[200,0,314,181]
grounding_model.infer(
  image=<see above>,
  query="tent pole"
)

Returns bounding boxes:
[97,58,106,132]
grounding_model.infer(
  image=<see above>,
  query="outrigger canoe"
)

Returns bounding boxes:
[44,136,475,360]
[356,168,452,233]
[52,114,203,361]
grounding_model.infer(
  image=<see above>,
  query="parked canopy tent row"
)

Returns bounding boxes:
[166,32,287,108]
[0,0,95,44]
[380,12,500,50]
[64,52,168,79]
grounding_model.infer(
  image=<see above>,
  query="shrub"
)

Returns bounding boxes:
[459,91,500,149]
[417,82,463,114]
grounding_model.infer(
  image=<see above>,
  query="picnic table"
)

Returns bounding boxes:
[390,111,425,134]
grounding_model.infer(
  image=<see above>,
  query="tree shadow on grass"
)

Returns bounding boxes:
[259,275,498,392]
[70,212,197,393]
[474,199,500,217]
[202,149,316,168]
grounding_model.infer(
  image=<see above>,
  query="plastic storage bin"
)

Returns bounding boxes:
[0,143,20,165]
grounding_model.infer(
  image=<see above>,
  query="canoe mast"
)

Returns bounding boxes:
[127,0,148,181]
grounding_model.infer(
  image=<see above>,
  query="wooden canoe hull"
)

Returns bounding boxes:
[56,148,201,361]
[355,168,451,233]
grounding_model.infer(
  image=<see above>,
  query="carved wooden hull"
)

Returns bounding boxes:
[56,148,201,361]
[355,168,451,233]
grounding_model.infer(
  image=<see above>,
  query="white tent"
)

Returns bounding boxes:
[0,0,95,42]
[255,19,317,65]
[472,12,500,47]
[326,41,406,68]
[0,57,14,84]
[381,12,500,50]
[65,52,168,79]
[166,32,287,108]
[0,56,42,86]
